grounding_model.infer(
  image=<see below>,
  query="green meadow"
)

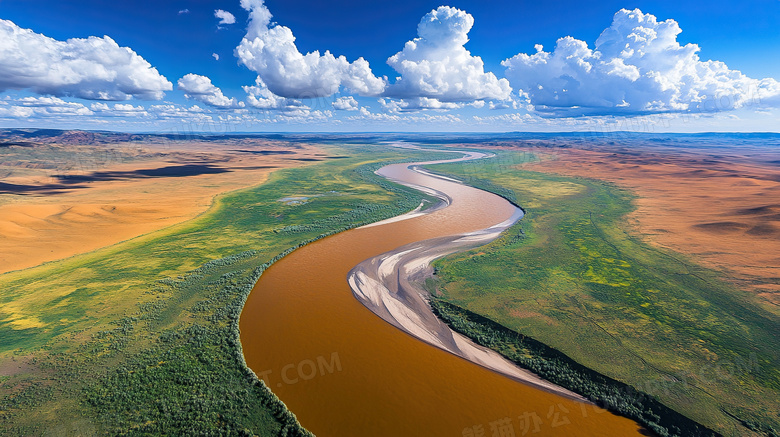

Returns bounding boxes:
[0,144,449,435]
[426,151,779,437]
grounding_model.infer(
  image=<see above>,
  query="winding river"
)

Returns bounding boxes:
[239,150,645,436]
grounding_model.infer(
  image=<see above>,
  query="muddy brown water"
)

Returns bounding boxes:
[240,154,645,436]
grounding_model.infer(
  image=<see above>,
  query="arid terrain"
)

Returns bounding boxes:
[516,140,780,308]
[0,130,324,273]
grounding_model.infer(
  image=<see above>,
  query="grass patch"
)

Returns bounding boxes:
[430,299,716,437]
[82,251,307,436]
[426,151,780,437]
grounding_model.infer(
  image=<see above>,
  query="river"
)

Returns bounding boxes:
[239,150,645,436]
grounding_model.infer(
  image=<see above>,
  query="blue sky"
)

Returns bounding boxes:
[1,0,779,132]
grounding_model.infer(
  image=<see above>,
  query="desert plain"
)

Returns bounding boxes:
[0,131,324,273]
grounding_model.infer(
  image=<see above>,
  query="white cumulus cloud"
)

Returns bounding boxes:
[242,77,310,113]
[502,8,780,116]
[0,96,92,118]
[332,96,359,111]
[348,106,463,124]
[215,10,236,25]
[380,97,463,112]
[90,102,149,117]
[385,6,512,103]
[235,0,386,98]
[0,19,172,100]
[16,96,93,115]
[177,73,245,109]
[0,105,34,118]
[149,104,213,121]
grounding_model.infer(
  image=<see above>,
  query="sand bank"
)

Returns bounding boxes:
[348,153,585,400]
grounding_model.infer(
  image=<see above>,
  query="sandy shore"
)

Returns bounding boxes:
[348,152,586,401]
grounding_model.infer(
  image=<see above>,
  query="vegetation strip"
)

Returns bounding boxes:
[429,299,717,437]
[0,145,454,435]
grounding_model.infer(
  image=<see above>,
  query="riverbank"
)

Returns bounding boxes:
[347,151,721,436]
[240,148,647,436]
[425,150,779,436]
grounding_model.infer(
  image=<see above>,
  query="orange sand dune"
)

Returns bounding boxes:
[0,140,323,274]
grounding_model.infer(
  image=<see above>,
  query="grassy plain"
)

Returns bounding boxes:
[427,151,779,437]
[0,143,446,435]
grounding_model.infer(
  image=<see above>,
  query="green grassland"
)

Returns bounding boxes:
[426,151,780,437]
[0,144,452,435]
